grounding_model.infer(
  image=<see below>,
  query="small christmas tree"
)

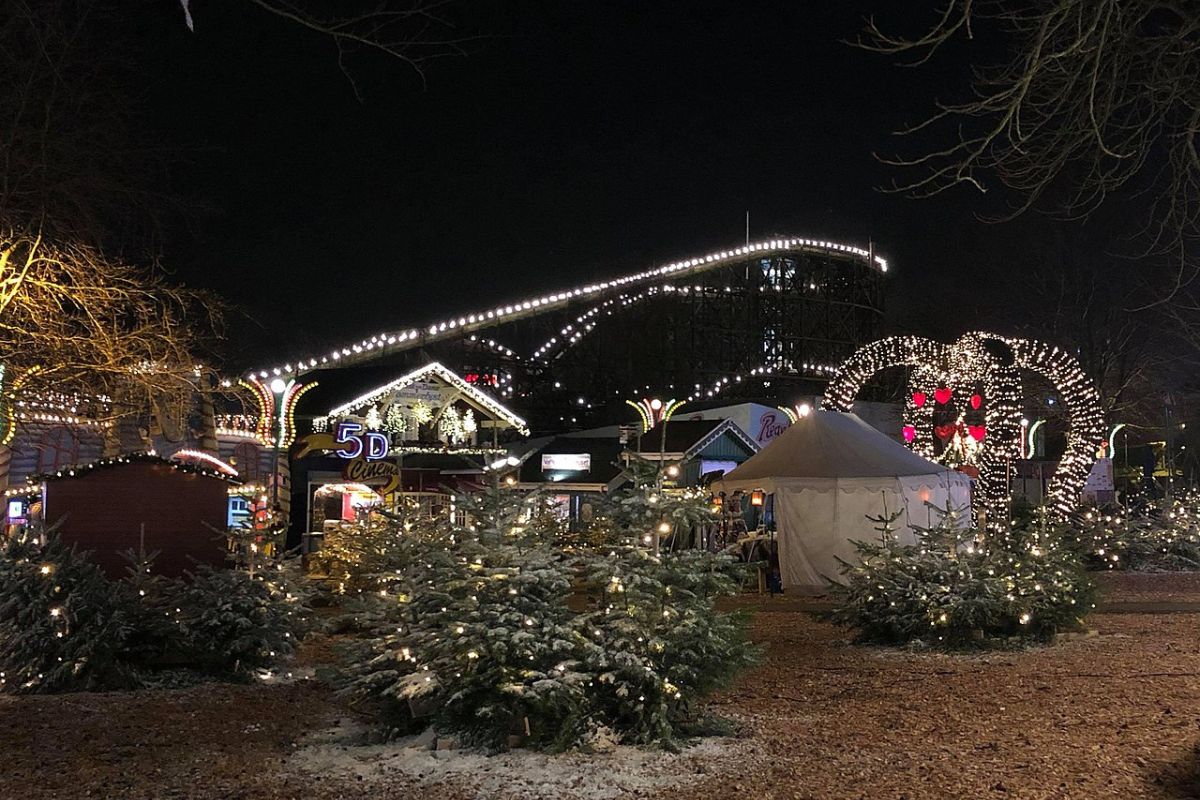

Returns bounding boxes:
[338,478,757,750]
[576,546,754,746]
[829,502,1095,647]
[117,546,182,665]
[172,564,298,677]
[0,528,135,692]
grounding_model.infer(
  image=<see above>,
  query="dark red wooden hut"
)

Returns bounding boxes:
[38,454,235,578]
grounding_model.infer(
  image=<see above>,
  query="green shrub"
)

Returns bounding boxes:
[1063,502,1200,571]
[0,526,305,692]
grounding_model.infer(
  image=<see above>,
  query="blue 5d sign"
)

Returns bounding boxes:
[333,421,389,461]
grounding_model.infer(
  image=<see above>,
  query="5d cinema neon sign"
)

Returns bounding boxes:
[333,421,389,461]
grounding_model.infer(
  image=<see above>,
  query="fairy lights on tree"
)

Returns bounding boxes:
[410,400,433,426]
[825,332,1105,519]
[384,404,408,438]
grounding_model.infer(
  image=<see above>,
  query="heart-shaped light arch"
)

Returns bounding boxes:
[824,332,1105,518]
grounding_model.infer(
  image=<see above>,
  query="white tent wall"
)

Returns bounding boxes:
[711,411,973,595]
[772,475,971,593]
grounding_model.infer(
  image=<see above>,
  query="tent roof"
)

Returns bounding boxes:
[716,411,964,487]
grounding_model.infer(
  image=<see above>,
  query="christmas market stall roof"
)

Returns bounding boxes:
[714,411,971,594]
[631,419,760,461]
[290,361,528,436]
[28,452,241,578]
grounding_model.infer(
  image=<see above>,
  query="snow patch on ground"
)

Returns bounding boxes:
[291,720,749,800]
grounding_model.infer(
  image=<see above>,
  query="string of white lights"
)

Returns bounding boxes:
[247,237,887,379]
[323,361,529,435]
[824,332,1105,518]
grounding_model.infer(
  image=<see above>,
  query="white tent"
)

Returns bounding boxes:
[713,410,971,594]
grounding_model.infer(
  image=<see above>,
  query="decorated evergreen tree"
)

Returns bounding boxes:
[829,503,1096,647]
[339,475,757,750]
[1063,501,1200,571]
[0,528,135,692]
[308,510,418,596]
[172,564,299,677]
[341,483,598,749]
[0,520,307,691]
[593,454,718,550]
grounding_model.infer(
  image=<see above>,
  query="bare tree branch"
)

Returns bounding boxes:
[862,1,1200,288]
[0,226,222,416]
[187,0,474,96]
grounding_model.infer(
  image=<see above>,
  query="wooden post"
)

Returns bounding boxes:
[0,443,11,493]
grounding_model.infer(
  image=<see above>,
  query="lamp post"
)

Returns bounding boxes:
[269,377,288,509]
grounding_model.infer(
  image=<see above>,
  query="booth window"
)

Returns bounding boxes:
[35,425,80,474]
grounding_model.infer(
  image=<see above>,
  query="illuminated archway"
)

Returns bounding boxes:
[825,332,1105,517]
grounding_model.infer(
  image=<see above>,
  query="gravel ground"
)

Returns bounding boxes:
[1096,572,1200,605]
[4,606,1200,799]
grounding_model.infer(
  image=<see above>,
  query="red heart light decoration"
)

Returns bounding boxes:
[970,393,982,410]
[934,424,956,441]
[902,425,915,442]
[967,424,987,441]
[934,387,952,405]
[911,391,927,407]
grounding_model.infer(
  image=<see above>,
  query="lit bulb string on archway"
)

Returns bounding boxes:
[823,332,1105,518]
[246,236,888,380]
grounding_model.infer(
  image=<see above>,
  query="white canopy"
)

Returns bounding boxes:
[714,411,971,593]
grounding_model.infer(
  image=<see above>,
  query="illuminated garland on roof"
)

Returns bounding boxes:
[215,414,261,439]
[169,449,239,476]
[29,451,244,485]
[325,362,529,435]
[392,444,509,456]
[824,332,1105,519]
[249,237,887,379]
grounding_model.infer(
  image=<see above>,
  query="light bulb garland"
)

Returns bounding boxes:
[27,451,244,486]
[247,236,887,380]
[825,332,1105,519]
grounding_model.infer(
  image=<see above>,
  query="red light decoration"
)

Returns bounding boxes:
[934,424,956,441]
[911,391,927,407]
[934,387,953,405]
[902,425,916,442]
[825,332,1106,519]
[967,424,987,441]
[970,393,982,410]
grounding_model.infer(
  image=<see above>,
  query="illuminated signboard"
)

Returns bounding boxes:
[334,421,389,461]
[541,453,591,472]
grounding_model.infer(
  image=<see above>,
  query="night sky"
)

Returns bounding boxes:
[136,1,1126,371]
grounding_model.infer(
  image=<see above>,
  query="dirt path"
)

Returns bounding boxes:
[3,605,1200,798]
